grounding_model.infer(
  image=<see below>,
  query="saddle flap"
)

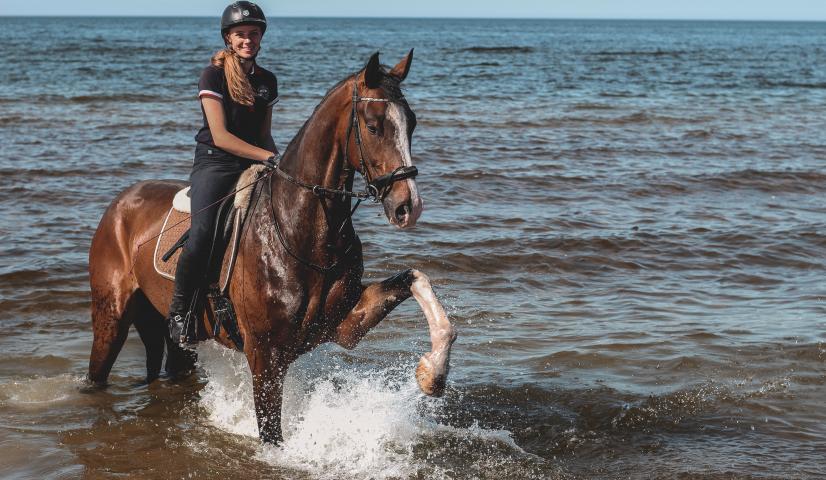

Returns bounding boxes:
[153,202,240,293]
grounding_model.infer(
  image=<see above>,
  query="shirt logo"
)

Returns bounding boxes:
[257,85,269,98]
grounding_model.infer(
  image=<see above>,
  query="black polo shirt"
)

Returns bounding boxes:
[195,63,278,148]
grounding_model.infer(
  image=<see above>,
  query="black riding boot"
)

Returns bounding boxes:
[167,251,200,348]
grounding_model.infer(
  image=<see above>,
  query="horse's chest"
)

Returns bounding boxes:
[292,273,360,348]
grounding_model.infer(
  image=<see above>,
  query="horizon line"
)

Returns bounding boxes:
[1,15,825,22]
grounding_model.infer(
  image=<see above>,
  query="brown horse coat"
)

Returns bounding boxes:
[87,51,457,444]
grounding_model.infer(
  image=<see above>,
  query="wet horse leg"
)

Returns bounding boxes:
[245,340,288,443]
[335,269,457,396]
[87,283,140,385]
[131,292,166,383]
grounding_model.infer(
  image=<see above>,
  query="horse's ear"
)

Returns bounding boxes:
[364,51,382,89]
[389,48,414,82]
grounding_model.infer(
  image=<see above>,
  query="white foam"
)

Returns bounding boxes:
[271,369,428,478]
[195,341,524,479]
[196,342,259,437]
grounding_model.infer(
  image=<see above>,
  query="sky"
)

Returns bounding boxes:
[1,0,824,21]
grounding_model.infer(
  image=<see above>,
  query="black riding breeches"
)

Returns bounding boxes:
[172,143,252,301]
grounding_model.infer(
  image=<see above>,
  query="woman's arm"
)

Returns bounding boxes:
[202,97,275,162]
[259,106,278,155]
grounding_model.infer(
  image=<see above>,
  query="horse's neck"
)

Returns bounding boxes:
[279,122,340,189]
[256,81,354,257]
[279,80,351,200]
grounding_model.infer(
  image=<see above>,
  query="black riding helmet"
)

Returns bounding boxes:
[221,1,267,44]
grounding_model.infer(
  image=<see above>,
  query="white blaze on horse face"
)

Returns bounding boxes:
[387,103,423,224]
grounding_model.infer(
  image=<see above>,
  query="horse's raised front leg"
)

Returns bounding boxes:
[245,340,288,444]
[335,269,457,396]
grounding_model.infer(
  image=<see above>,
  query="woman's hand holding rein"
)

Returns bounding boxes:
[264,155,279,170]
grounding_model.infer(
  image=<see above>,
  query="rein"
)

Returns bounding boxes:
[273,164,418,201]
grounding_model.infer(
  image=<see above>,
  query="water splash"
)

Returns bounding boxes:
[196,342,259,437]
[271,367,432,479]
[195,342,530,479]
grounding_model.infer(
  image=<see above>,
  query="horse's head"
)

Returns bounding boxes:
[347,50,422,229]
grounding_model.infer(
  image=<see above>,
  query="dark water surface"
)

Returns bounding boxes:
[1,17,825,479]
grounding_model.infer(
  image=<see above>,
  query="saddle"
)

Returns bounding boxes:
[153,165,266,349]
[153,187,239,290]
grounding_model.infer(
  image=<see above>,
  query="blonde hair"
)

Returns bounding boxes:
[211,48,255,107]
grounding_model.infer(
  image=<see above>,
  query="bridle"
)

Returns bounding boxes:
[264,74,419,273]
[345,78,419,201]
[272,76,418,203]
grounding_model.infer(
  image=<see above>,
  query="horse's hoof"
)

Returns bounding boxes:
[416,354,447,397]
[79,376,108,393]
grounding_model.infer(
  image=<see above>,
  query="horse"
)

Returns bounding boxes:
[86,50,457,444]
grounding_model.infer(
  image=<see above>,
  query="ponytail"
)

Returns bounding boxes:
[211,49,255,107]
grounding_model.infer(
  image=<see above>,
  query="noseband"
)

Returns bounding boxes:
[273,76,418,203]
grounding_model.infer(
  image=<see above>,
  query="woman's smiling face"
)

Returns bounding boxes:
[225,25,262,59]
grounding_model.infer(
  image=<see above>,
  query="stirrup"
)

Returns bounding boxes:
[207,286,244,351]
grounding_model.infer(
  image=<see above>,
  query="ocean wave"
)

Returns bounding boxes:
[419,111,707,129]
[458,46,534,54]
[383,225,826,277]
[569,102,618,111]
[695,169,826,193]
[759,80,826,90]
[681,128,714,139]
[591,49,688,58]
[47,44,197,56]
[629,169,826,196]
[0,167,113,179]
[588,111,710,126]
[0,374,86,406]
[597,91,649,98]
[0,115,25,126]
[396,237,657,275]
[0,355,73,376]
[444,368,822,460]
[21,93,173,105]
[458,61,502,67]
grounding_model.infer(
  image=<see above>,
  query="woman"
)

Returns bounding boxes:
[168,1,279,346]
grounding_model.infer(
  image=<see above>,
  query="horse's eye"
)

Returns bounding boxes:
[366,124,378,135]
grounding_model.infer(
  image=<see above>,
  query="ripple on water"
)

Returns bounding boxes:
[0,374,85,407]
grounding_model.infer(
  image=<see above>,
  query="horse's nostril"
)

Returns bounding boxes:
[395,203,411,222]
